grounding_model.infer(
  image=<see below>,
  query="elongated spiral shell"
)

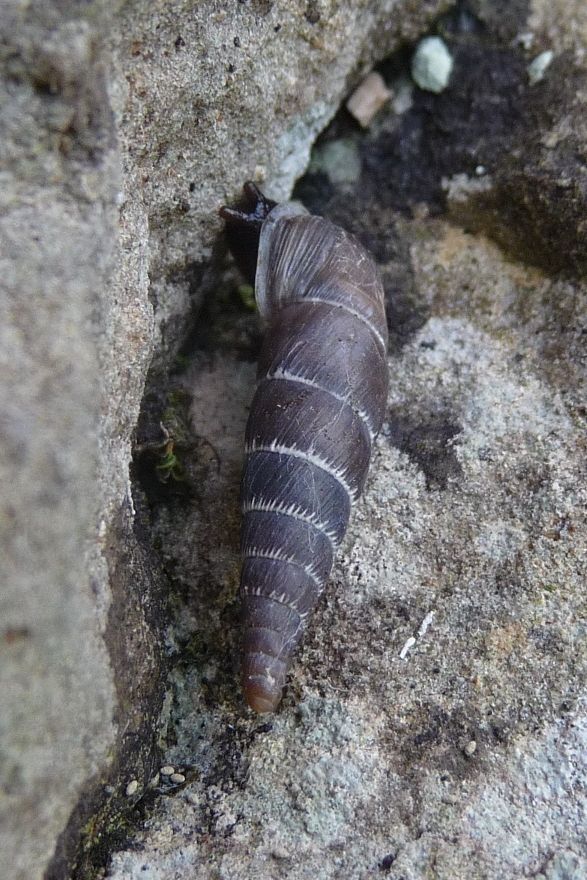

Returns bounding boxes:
[222,185,389,712]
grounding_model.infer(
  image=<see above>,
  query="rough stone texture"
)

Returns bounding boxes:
[3,0,587,877]
[108,0,454,366]
[0,1,456,879]
[453,1,587,276]
[0,6,120,880]
[108,234,587,877]
[106,2,587,877]
[107,1,587,877]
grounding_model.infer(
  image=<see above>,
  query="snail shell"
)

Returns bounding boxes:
[221,183,389,712]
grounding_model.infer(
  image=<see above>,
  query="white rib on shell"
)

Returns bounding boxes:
[244,440,357,503]
[242,495,340,553]
[241,584,313,622]
[242,586,301,616]
[258,368,376,444]
[242,545,322,589]
[298,297,387,351]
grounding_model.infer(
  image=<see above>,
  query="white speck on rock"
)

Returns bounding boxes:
[442,172,493,202]
[418,611,435,638]
[528,50,554,85]
[125,779,139,797]
[399,636,416,660]
[411,36,453,94]
[515,31,535,51]
[464,740,477,757]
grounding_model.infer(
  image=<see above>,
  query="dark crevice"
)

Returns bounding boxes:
[46,497,170,880]
[295,1,586,278]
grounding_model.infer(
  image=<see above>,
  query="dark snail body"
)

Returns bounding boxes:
[221,183,388,713]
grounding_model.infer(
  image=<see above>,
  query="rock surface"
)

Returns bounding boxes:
[106,2,587,878]
[0,6,120,880]
[108,236,587,877]
[3,0,587,877]
[0,1,456,879]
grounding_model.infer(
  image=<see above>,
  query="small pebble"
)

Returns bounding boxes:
[463,740,477,757]
[346,71,391,128]
[160,765,175,776]
[528,50,554,85]
[515,31,535,51]
[170,773,186,784]
[308,138,361,188]
[271,845,292,860]
[411,36,453,94]
[125,779,139,796]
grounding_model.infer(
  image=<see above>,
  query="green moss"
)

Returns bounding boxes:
[237,283,256,311]
[155,443,185,482]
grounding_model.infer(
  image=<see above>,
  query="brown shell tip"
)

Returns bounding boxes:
[243,676,282,714]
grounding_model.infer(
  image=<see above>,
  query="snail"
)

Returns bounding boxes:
[220,182,389,713]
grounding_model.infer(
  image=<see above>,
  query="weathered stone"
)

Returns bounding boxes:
[107,222,587,878]
[4,0,586,876]
[105,3,586,878]
[1,1,456,878]
[0,6,121,880]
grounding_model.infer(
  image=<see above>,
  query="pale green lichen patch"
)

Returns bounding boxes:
[411,36,453,93]
[528,50,554,85]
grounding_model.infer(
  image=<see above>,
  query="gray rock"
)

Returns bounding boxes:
[0,8,120,880]
[527,50,554,85]
[0,1,454,878]
[104,3,587,877]
[107,226,587,879]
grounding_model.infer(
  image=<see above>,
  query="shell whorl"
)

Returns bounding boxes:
[255,205,387,350]
[231,193,388,713]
